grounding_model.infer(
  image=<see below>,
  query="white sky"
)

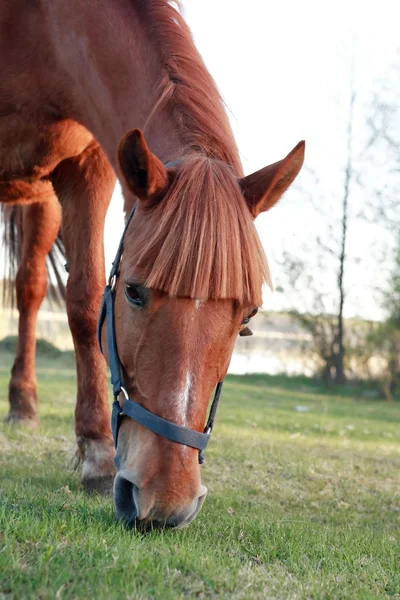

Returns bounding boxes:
[106,1,399,319]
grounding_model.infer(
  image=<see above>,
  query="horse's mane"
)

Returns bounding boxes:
[129,2,269,304]
[138,0,243,175]
[127,156,270,305]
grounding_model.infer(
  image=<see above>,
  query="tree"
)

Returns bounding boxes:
[276,88,357,384]
[365,237,400,400]
[366,50,400,226]
[365,50,400,398]
[334,89,355,383]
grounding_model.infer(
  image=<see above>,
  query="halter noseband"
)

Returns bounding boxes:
[97,189,223,464]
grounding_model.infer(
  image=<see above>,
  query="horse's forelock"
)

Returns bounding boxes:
[125,155,270,305]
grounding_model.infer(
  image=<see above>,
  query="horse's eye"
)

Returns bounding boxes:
[124,284,144,307]
[242,308,258,325]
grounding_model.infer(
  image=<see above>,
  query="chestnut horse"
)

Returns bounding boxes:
[1,1,304,528]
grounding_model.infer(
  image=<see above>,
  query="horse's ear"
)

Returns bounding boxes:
[118,129,169,202]
[239,141,305,218]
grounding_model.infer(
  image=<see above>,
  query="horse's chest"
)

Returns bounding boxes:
[0,116,93,203]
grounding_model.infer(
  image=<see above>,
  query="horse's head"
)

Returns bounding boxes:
[102,129,304,529]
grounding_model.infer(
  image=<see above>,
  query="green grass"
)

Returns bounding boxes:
[0,350,399,599]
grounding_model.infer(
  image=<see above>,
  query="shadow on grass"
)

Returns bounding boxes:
[1,479,116,527]
[225,378,400,427]
[227,373,399,401]
[0,470,78,492]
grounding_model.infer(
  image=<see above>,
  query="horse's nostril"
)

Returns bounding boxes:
[113,472,139,526]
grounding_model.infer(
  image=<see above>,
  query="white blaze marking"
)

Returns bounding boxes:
[176,371,192,425]
[195,299,204,309]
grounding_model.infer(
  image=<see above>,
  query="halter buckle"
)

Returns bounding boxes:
[109,274,117,291]
[120,386,130,401]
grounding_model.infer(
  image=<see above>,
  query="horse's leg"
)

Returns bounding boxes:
[6,197,61,425]
[52,141,116,494]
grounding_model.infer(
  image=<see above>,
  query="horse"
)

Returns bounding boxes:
[0,0,304,529]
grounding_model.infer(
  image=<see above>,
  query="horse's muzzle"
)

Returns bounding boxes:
[113,471,207,530]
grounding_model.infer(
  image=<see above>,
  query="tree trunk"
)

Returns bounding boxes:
[335,90,355,384]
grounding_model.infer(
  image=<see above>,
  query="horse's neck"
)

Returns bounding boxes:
[50,1,184,168]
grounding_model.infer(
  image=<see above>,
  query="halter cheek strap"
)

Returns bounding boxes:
[97,203,224,464]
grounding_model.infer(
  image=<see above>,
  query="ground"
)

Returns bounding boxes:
[0,345,399,599]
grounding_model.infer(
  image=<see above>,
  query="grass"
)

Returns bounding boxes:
[0,348,399,599]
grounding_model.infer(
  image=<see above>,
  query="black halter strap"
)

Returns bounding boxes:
[97,202,223,464]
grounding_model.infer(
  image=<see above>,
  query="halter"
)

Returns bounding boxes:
[97,187,224,464]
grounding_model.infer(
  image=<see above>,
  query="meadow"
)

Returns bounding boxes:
[0,343,399,599]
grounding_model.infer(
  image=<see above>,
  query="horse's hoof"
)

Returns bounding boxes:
[77,437,115,496]
[4,412,40,428]
[8,384,39,426]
